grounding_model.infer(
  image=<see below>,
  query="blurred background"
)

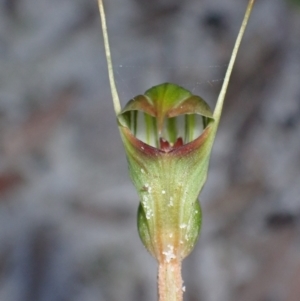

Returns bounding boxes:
[0,0,300,301]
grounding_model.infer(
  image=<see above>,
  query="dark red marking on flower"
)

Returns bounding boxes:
[159,137,184,152]
[170,125,213,157]
[120,122,214,159]
[160,138,171,152]
[121,126,164,158]
[173,137,183,148]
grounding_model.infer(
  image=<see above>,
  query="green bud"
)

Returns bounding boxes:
[118,83,215,262]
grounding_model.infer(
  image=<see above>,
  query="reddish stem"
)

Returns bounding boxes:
[158,260,183,301]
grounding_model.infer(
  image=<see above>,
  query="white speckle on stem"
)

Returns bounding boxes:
[180,224,187,229]
[162,190,166,194]
[142,196,153,220]
[146,209,153,220]
[162,245,176,263]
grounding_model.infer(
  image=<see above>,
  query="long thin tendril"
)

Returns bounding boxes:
[213,0,256,123]
[98,0,121,115]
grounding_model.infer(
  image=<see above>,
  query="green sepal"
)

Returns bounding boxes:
[117,83,217,262]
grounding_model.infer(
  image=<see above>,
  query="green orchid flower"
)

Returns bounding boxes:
[97,1,256,301]
[118,83,213,260]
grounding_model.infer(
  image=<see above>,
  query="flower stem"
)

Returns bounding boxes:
[158,261,183,301]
